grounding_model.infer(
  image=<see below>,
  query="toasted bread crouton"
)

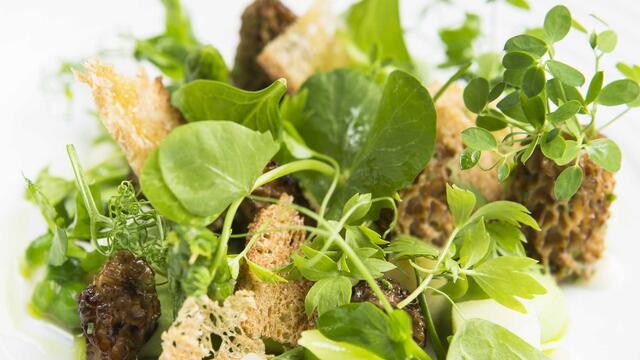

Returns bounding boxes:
[396,84,502,246]
[76,60,182,175]
[257,0,350,92]
[160,291,267,360]
[238,194,311,346]
[232,0,297,90]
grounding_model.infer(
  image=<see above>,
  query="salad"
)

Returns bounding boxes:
[20,0,640,359]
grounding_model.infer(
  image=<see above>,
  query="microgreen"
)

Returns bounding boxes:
[461,5,640,199]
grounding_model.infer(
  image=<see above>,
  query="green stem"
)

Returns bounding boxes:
[434,63,471,103]
[66,144,112,253]
[210,197,243,277]
[415,270,446,360]
[253,159,335,190]
[398,227,461,308]
[598,107,631,132]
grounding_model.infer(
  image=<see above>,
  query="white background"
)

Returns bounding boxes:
[1,0,639,358]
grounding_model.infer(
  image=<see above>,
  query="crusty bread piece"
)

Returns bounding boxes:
[237,194,311,346]
[396,84,502,246]
[160,291,268,360]
[257,0,350,92]
[76,60,182,175]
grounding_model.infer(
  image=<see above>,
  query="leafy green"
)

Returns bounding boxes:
[143,121,279,221]
[461,127,497,151]
[184,45,228,83]
[346,0,412,67]
[587,138,621,172]
[598,79,640,106]
[315,303,430,360]
[554,166,583,200]
[446,184,476,226]
[597,30,618,53]
[292,70,436,216]
[463,78,490,113]
[547,60,585,87]
[299,330,384,360]
[386,235,439,260]
[543,5,571,43]
[447,319,548,360]
[439,13,481,67]
[305,276,352,317]
[172,79,287,136]
[468,257,546,313]
[134,0,199,81]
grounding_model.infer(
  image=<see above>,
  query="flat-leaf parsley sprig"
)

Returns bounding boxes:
[460,5,640,200]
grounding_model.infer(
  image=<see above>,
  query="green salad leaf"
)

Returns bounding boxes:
[142,121,279,222]
[172,79,287,137]
[346,0,412,68]
[292,69,436,217]
[299,330,384,360]
[184,45,228,83]
[447,319,548,360]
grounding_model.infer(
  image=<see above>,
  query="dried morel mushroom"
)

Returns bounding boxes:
[507,150,615,281]
[351,278,426,346]
[78,251,160,360]
[395,85,502,246]
[231,0,296,90]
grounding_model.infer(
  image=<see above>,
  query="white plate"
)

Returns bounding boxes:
[1,0,639,358]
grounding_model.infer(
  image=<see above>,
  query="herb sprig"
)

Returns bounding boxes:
[461,5,640,199]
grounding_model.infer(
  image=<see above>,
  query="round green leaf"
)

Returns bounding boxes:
[464,78,490,113]
[504,34,548,58]
[547,60,585,87]
[598,79,640,106]
[461,127,498,151]
[544,5,572,43]
[597,30,618,53]
[158,121,279,217]
[547,100,582,124]
[520,93,546,128]
[498,162,511,182]
[523,67,546,97]
[460,148,481,170]
[554,166,583,200]
[488,82,506,102]
[587,138,621,172]
[541,131,567,160]
[502,51,535,69]
[477,114,507,131]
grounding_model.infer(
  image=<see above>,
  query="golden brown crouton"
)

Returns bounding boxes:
[160,291,267,360]
[76,60,182,176]
[232,0,297,91]
[396,84,502,246]
[237,194,311,346]
[257,0,350,92]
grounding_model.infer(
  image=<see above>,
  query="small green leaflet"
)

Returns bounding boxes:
[460,148,481,169]
[543,5,571,43]
[598,30,618,53]
[487,222,526,257]
[439,13,481,67]
[446,184,476,226]
[459,220,490,269]
[246,259,287,284]
[304,276,352,317]
[523,66,546,97]
[586,71,604,104]
[184,45,228,83]
[554,166,583,200]
[548,100,581,124]
[547,60,585,87]
[463,78,489,113]
[471,201,540,230]
[598,79,640,106]
[461,127,497,151]
[504,34,548,58]
[293,246,340,281]
[468,256,546,313]
[540,131,566,161]
[587,138,622,172]
[502,51,535,69]
[386,235,439,260]
[172,79,287,137]
[447,319,548,360]
[299,330,384,360]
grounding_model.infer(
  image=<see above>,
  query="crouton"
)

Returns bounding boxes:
[396,84,502,246]
[76,60,182,176]
[257,0,350,92]
[160,291,267,360]
[237,194,311,346]
[232,0,297,90]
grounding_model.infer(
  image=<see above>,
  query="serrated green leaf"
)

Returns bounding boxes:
[461,127,497,151]
[598,79,640,106]
[504,34,548,58]
[554,166,583,200]
[386,235,439,260]
[487,222,526,257]
[543,5,571,43]
[460,220,490,268]
[446,184,476,226]
[469,257,546,313]
[294,246,339,281]
[464,78,490,113]
[587,138,622,172]
[460,148,481,170]
[547,60,585,87]
[471,201,540,230]
[305,276,352,316]
[523,67,546,97]
[597,30,618,53]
